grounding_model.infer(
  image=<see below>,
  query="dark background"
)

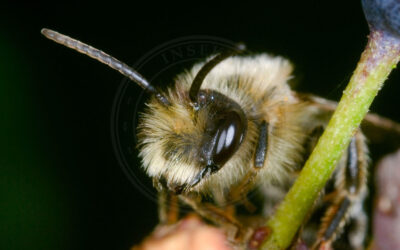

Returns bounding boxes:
[2,1,400,250]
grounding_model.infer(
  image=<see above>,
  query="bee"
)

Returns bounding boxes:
[41,28,400,249]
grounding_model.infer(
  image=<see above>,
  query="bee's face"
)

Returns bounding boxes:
[138,86,247,194]
[137,53,301,196]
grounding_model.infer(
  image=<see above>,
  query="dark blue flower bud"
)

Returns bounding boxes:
[362,0,400,38]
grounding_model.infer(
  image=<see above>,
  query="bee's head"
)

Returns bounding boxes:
[138,47,249,194]
[39,29,248,194]
[40,29,299,196]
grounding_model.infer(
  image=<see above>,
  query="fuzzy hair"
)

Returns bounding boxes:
[137,54,314,196]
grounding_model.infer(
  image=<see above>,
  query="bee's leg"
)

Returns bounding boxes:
[313,132,368,249]
[179,194,247,241]
[154,179,180,225]
[158,190,179,224]
[228,170,258,212]
[229,121,269,212]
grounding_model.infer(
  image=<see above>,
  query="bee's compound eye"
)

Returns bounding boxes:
[212,111,246,167]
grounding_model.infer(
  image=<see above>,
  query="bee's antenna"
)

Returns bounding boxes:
[189,43,246,104]
[41,28,170,106]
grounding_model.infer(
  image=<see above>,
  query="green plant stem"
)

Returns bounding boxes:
[262,30,400,250]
